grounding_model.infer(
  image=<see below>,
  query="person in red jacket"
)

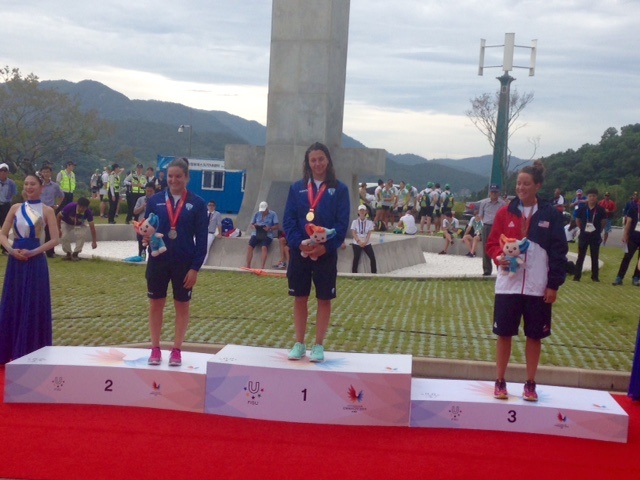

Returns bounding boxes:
[485,160,568,402]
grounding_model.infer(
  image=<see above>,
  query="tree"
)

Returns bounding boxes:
[0,66,111,175]
[466,89,534,188]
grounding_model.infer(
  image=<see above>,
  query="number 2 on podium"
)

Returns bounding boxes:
[105,379,113,392]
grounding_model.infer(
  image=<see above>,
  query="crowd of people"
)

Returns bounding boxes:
[0,149,639,402]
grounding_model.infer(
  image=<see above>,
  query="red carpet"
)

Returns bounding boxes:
[1,366,639,480]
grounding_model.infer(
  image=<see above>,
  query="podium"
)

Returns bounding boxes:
[410,378,629,443]
[3,346,631,442]
[4,346,211,413]
[204,344,412,426]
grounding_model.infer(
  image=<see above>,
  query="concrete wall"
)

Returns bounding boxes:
[204,233,425,274]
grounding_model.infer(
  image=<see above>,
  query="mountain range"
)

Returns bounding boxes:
[41,79,524,196]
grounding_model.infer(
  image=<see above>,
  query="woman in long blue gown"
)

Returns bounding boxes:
[0,173,59,364]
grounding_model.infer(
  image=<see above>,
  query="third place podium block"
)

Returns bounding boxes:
[410,378,628,443]
[205,344,412,426]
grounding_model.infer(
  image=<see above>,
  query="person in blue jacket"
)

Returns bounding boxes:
[283,142,350,363]
[144,157,208,367]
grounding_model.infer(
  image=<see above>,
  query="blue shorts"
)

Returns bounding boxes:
[249,235,273,249]
[146,258,193,302]
[604,218,612,233]
[493,294,552,340]
[287,248,337,300]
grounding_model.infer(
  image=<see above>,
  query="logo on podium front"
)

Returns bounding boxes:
[244,381,265,405]
[52,376,65,392]
[343,385,366,413]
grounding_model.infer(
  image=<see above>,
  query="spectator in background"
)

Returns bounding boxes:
[418,182,434,234]
[125,163,147,224]
[107,164,122,224]
[203,200,222,266]
[439,211,459,255]
[0,163,17,255]
[99,165,110,218]
[57,197,98,261]
[245,201,279,270]
[373,179,385,231]
[351,204,377,273]
[479,184,507,276]
[598,192,616,246]
[358,182,374,220]
[395,207,418,235]
[573,188,607,282]
[38,164,64,258]
[90,169,101,199]
[613,191,640,286]
[552,188,565,214]
[440,183,455,217]
[570,189,587,219]
[564,222,580,243]
[133,182,156,259]
[56,161,77,211]
[622,191,639,226]
[155,170,167,192]
[463,210,483,257]
[273,229,290,270]
[431,183,443,234]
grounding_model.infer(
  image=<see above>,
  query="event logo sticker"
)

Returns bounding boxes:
[244,381,265,406]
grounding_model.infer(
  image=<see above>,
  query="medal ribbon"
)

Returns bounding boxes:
[166,190,188,233]
[307,181,327,218]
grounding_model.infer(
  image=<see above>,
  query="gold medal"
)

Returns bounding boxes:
[306,211,315,222]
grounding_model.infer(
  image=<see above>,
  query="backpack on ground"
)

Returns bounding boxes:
[221,217,241,237]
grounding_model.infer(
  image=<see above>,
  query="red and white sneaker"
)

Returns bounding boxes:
[148,347,162,366]
[168,348,182,367]
[523,380,538,402]
[494,378,508,400]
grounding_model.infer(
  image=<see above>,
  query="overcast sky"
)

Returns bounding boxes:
[4,0,639,160]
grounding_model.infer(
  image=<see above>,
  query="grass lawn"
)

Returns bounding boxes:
[1,242,637,372]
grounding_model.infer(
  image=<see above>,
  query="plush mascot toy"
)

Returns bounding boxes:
[133,213,167,257]
[300,223,336,261]
[498,234,530,276]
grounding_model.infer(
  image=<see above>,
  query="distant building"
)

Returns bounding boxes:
[156,155,245,214]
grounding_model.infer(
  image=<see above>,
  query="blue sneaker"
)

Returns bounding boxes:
[309,344,325,363]
[633,277,640,287]
[287,342,306,360]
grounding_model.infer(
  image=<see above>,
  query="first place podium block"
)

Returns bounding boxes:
[205,344,412,426]
[5,346,211,413]
[410,379,629,443]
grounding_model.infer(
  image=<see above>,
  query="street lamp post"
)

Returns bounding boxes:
[478,33,537,190]
[178,124,192,158]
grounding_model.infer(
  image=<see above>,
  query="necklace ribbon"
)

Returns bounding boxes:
[166,190,188,238]
[306,181,326,221]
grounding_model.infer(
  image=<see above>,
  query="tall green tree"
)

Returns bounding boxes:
[0,66,111,175]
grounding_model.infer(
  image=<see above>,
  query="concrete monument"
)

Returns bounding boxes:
[225,0,386,229]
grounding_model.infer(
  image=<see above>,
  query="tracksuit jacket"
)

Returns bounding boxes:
[486,196,567,296]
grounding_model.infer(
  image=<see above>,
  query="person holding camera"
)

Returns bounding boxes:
[245,201,279,270]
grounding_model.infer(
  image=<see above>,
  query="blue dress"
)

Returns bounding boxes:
[0,201,53,364]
